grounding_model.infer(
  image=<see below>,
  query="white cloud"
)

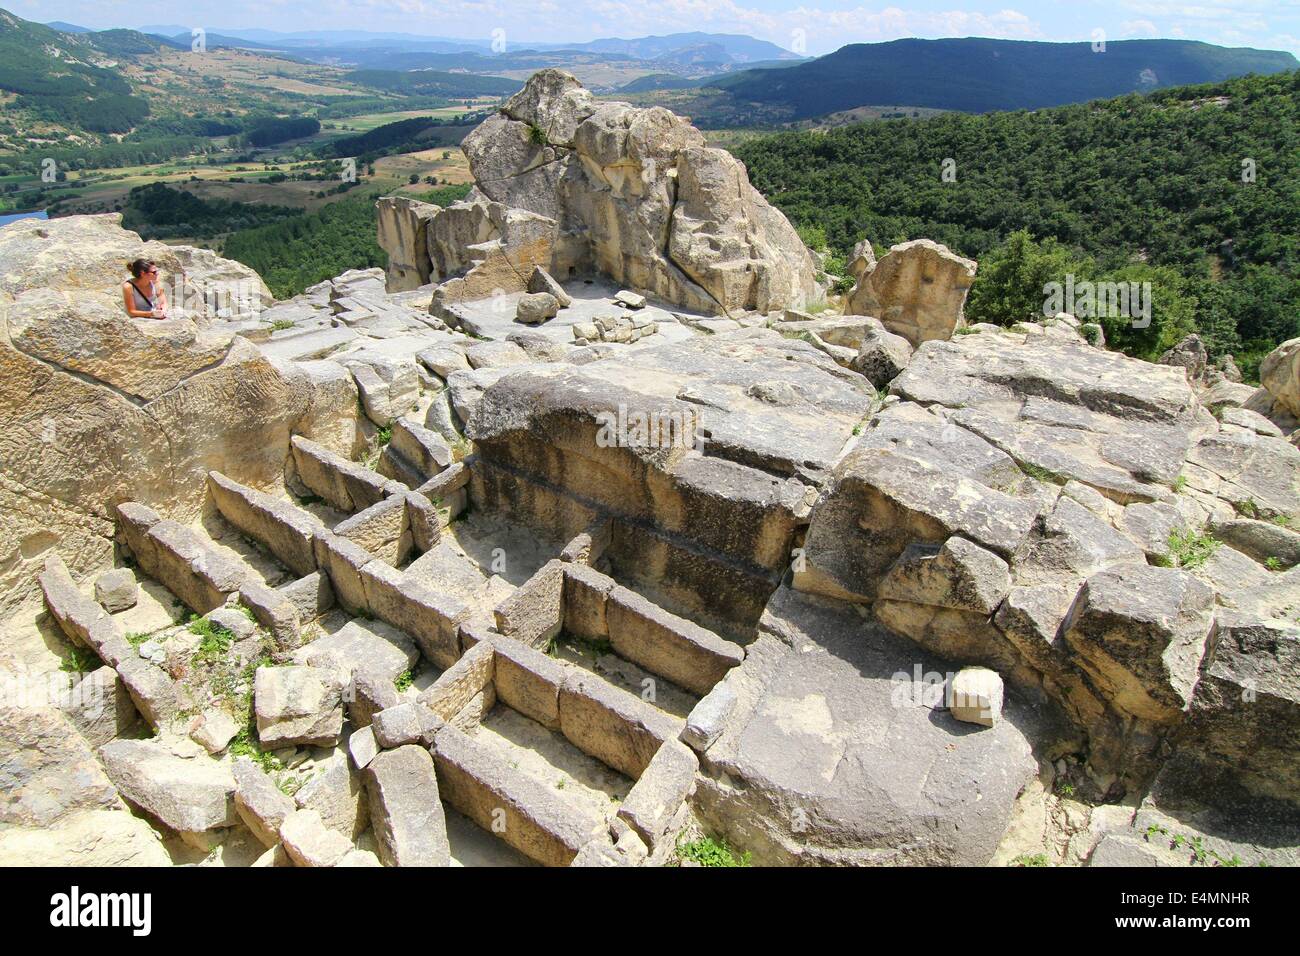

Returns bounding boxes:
[1121,19,1160,38]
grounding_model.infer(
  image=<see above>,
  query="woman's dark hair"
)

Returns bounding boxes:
[127,258,156,279]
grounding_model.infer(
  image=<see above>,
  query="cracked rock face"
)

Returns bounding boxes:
[0,216,317,619]
[846,239,977,346]
[384,70,819,316]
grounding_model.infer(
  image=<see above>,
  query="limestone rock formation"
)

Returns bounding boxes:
[379,70,818,318]
[0,218,326,619]
[1261,336,1300,420]
[845,239,977,345]
[4,74,1300,872]
[376,196,440,291]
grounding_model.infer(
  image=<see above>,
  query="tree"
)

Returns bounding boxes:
[965,230,1092,326]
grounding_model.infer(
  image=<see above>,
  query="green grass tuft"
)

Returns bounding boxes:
[1165,528,1221,570]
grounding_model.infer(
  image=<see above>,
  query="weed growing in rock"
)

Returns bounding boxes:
[59,645,99,674]
[1163,528,1220,570]
[677,836,751,867]
[1012,853,1050,867]
[188,616,235,662]
[229,724,282,774]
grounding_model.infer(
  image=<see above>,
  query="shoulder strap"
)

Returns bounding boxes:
[129,280,154,310]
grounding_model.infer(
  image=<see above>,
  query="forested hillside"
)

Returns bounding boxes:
[710,38,1296,119]
[736,70,1300,374]
[0,11,155,134]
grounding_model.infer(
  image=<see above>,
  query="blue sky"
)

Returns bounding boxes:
[14,0,1300,56]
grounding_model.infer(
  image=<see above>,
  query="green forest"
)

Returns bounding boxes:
[119,183,300,240]
[221,183,472,298]
[222,193,387,298]
[735,70,1300,376]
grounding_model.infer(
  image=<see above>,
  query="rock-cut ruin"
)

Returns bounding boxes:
[1,70,1298,868]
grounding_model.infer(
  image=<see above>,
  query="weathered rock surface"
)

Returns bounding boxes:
[416,70,818,316]
[0,215,339,618]
[1063,566,1215,723]
[254,665,345,748]
[845,239,977,346]
[0,706,121,828]
[1260,337,1300,419]
[516,292,560,325]
[376,196,440,291]
[99,738,238,835]
[5,73,1300,871]
[693,587,1038,865]
[363,745,450,867]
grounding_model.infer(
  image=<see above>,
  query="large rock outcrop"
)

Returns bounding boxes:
[795,319,1300,805]
[0,216,336,617]
[845,239,977,346]
[1261,337,1300,421]
[376,197,440,292]
[377,71,818,316]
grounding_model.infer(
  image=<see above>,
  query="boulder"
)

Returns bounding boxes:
[1,283,310,618]
[451,70,818,316]
[1159,334,1208,383]
[375,196,440,292]
[948,667,1004,727]
[0,706,121,828]
[279,808,352,867]
[1062,566,1215,722]
[292,618,418,685]
[1174,611,1300,804]
[253,665,345,748]
[845,239,977,346]
[847,239,877,280]
[0,212,271,318]
[94,568,138,613]
[294,753,369,839]
[516,291,560,325]
[877,536,1011,615]
[1259,337,1300,419]
[1209,517,1300,569]
[851,324,913,388]
[0,808,170,866]
[798,447,1036,603]
[527,265,572,307]
[232,756,296,848]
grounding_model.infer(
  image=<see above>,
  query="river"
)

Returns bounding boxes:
[0,209,49,227]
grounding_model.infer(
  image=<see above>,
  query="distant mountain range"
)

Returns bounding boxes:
[703,38,1299,117]
[125,26,797,66]
[20,11,1300,124]
[566,33,796,63]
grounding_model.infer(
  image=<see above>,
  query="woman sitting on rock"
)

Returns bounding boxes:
[122,258,169,319]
